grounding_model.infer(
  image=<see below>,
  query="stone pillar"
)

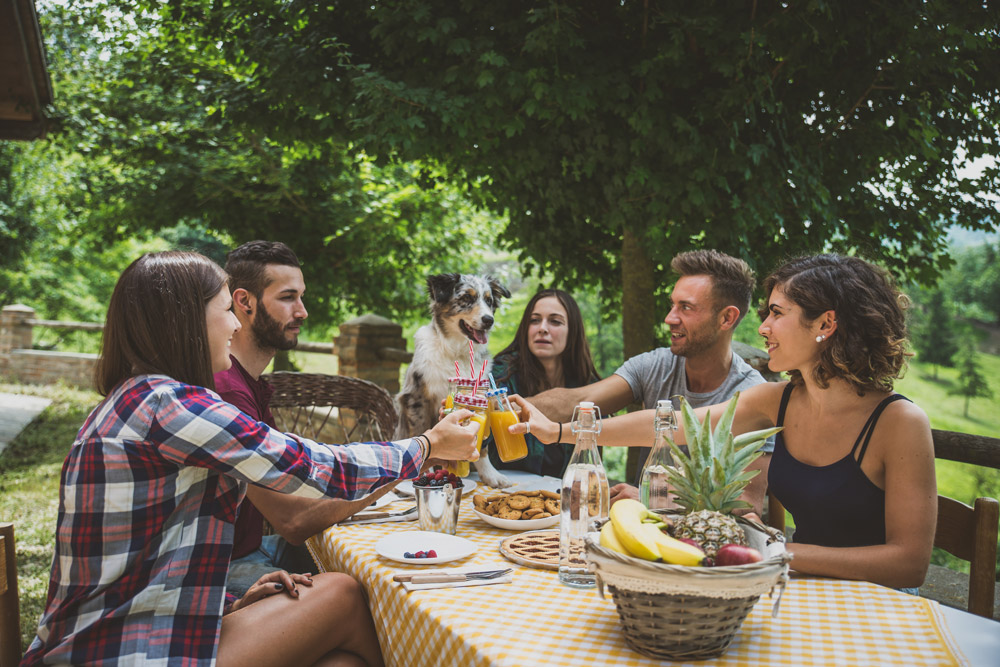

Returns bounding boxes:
[0,305,35,374]
[334,314,408,394]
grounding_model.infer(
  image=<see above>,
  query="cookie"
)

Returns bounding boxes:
[540,490,560,500]
[497,507,523,521]
[473,494,487,510]
[534,511,552,519]
[508,494,531,510]
[544,498,559,515]
[522,507,544,518]
[528,497,545,510]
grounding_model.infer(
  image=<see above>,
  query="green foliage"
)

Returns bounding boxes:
[232,5,998,282]
[910,288,959,377]
[19,1,503,333]
[942,240,1000,325]
[948,343,994,418]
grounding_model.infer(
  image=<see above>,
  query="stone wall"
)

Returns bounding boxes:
[0,306,99,389]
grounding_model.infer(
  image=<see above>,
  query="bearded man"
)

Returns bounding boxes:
[526,250,771,511]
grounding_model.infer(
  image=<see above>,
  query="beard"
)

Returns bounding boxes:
[251,301,301,351]
[669,322,720,358]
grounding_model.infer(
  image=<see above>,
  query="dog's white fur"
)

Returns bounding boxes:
[395,273,513,488]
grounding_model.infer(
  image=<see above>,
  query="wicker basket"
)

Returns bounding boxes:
[585,514,790,661]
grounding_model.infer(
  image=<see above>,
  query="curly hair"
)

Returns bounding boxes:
[757,254,911,395]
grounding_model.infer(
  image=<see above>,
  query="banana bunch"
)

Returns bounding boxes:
[603,499,706,566]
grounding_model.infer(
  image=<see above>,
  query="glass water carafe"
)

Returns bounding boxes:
[639,399,678,510]
[559,401,610,589]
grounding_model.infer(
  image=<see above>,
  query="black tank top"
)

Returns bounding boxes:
[767,383,909,548]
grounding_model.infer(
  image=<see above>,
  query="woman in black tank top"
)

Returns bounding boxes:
[745,255,936,590]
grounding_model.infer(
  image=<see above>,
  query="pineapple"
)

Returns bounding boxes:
[665,392,781,559]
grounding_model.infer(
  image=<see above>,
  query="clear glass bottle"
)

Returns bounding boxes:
[639,399,678,510]
[559,401,610,589]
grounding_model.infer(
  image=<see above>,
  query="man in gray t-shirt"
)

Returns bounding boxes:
[617,346,770,481]
[525,250,771,514]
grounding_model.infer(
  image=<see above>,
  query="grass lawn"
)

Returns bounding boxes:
[2,352,997,652]
[0,381,101,654]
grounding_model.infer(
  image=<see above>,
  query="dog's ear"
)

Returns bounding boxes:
[427,273,461,303]
[488,276,512,302]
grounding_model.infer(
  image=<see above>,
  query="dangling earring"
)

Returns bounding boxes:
[816,334,826,343]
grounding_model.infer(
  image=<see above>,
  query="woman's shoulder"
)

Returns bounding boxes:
[879,393,931,435]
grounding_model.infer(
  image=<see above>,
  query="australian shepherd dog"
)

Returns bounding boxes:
[396,273,513,488]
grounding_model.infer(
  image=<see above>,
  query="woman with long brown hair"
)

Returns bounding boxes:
[487,288,599,477]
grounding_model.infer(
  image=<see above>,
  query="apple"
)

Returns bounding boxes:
[714,544,763,566]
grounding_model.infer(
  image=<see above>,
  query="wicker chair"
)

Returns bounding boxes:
[0,523,21,667]
[261,372,398,443]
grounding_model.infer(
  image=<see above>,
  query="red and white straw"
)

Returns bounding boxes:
[468,341,475,380]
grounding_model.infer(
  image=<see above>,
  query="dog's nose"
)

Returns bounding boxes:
[482,314,494,328]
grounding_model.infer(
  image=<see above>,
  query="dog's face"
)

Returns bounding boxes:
[427,273,511,345]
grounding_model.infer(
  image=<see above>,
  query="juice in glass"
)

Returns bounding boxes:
[486,387,528,462]
[449,392,489,477]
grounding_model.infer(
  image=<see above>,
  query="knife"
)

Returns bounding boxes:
[392,568,512,584]
[340,506,417,524]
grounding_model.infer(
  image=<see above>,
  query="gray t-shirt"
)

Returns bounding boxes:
[614,346,771,483]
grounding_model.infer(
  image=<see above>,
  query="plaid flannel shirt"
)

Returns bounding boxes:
[22,375,423,666]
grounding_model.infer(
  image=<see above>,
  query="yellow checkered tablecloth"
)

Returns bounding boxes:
[307,495,966,667]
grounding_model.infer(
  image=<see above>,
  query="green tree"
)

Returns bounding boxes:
[145,1,999,353]
[23,1,502,334]
[948,341,994,418]
[911,288,959,379]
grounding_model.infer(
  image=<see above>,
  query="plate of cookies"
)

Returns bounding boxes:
[471,489,561,530]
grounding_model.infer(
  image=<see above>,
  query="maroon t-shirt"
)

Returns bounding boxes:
[214,355,276,559]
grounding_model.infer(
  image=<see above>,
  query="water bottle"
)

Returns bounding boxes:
[639,399,678,510]
[559,401,610,589]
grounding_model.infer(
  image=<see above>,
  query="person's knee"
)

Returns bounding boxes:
[305,572,368,613]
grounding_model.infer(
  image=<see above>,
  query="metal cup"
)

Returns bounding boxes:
[414,483,463,534]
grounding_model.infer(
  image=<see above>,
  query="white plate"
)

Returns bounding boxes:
[472,507,560,531]
[395,477,477,497]
[374,530,477,565]
[492,471,561,494]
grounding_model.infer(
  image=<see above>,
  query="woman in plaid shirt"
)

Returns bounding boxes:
[22,251,480,666]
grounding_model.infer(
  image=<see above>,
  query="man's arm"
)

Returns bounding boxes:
[246,482,401,545]
[527,374,635,422]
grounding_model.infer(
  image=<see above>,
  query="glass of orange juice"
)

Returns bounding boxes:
[448,392,490,476]
[486,387,528,462]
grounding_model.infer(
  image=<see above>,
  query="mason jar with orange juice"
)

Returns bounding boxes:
[447,392,490,477]
[486,387,528,462]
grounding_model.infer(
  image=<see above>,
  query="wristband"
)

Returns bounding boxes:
[415,434,430,461]
[556,422,562,445]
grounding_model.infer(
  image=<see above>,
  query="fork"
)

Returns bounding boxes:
[394,568,512,584]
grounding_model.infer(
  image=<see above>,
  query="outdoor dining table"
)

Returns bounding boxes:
[306,479,999,667]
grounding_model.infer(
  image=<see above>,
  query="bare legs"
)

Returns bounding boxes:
[217,572,384,667]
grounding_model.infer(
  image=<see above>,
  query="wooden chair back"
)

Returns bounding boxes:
[262,372,398,443]
[934,495,998,618]
[0,523,21,667]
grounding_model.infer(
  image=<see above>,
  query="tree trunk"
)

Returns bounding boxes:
[621,224,658,482]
